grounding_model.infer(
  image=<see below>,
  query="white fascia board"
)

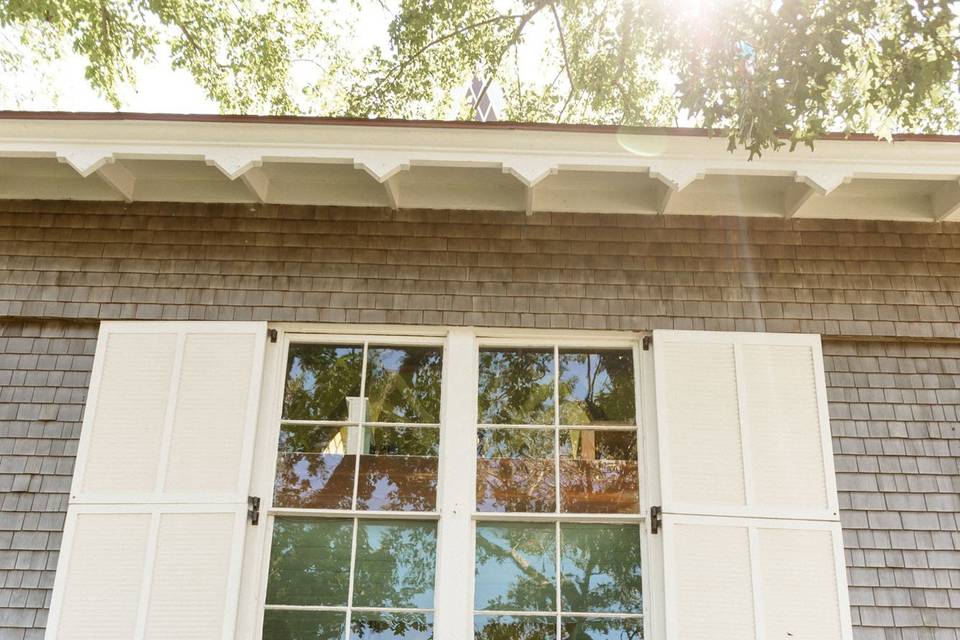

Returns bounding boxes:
[3,118,960,176]
[2,119,960,213]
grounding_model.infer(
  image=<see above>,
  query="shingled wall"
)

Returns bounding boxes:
[1,200,959,336]
[0,321,94,640]
[0,200,958,639]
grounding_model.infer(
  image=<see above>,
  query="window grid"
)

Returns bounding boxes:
[475,344,643,516]
[263,335,445,640]
[473,341,646,639]
[256,331,648,639]
[262,517,437,615]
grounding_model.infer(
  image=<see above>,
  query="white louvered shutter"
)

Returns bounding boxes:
[46,322,267,640]
[652,330,852,640]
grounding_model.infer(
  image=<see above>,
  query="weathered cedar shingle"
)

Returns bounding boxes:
[0,200,960,335]
[0,320,95,640]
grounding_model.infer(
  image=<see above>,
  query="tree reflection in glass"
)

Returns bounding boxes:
[560,617,644,640]
[474,522,556,612]
[262,609,346,640]
[479,349,555,425]
[477,429,556,512]
[560,524,642,613]
[273,425,355,509]
[474,615,558,640]
[357,427,439,511]
[365,347,443,423]
[352,520,437,609]
[283,344,363,421]
[351,612,434,639]
[558,351,635,426]
[472,522,643,640]
[265,518,353,606]
[559,431,638,514]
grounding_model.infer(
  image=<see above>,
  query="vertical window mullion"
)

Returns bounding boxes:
[553,345,561,515]
[344,516,360,639]
[555,519,562,639]
[434,328,478,639]
[351,342,369,511]
[553,345,562,640]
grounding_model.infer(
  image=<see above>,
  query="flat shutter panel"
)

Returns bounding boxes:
[47,322,267,640]
[652,330,851,640]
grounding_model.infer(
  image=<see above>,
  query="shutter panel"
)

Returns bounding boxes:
[47,322,267,640]
[652,330,852,640]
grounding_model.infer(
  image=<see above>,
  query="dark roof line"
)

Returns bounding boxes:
[2,110,960,143]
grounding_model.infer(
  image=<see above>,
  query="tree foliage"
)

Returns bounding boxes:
[1,0,958,155]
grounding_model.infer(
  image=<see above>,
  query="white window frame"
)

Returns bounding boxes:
[470,334,651,640]
[239,325,660,640]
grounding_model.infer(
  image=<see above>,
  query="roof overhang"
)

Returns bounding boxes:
[1,112,959,222]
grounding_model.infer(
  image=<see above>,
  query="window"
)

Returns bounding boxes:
[258,334,646,640]
[50,323,849,640]
[262,339,444,639]
[474,344,645,639]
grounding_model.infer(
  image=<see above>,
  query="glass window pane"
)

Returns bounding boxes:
[559,430,639,514]
[283,344,363,421]
[475,522,556,612]
[366,347,443,423]
[558,351,635,426]
[479,349,555,425]
[357,427,439,511]
[262,609,346,640]
[560,617,643,640]
[560,524,642,613]
[352,520,437,609]
[474,615,558,640]
[266,518,353,606]
[273,425,356,510]
[477,429,556,513]
[350,612,434,639]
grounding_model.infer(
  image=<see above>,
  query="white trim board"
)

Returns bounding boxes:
[1,118,959,220]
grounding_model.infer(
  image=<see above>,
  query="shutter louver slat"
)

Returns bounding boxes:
[660,341,745,508]
[741,344,829,512]
[756,526,844,639]
[81,332,178,495]
[652,330,851,640]
[144,512,240,639]
[666,520,755,640]
[47,322,267,640]
[55,513,151,639]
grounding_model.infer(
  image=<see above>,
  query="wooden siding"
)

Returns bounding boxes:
[0,201,958,638]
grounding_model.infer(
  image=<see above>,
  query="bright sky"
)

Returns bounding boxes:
[48,48,218,113]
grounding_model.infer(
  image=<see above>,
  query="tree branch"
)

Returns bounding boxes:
[169,16,229,70]
[473,4,547,119]
[360,12,525,106]
[550,2,576,122]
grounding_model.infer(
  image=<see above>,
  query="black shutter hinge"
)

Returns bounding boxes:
[267,328,278,343]
[248,496,261,525]
[650,505,662,534]
[642,335,653,351]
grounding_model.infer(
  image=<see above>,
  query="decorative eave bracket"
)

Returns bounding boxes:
[648,161,707,214]
[784,168,851,218]
[932,178,960,222]
[57,151,136,202]
[502,159,559,216]
[205,153,269,202]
